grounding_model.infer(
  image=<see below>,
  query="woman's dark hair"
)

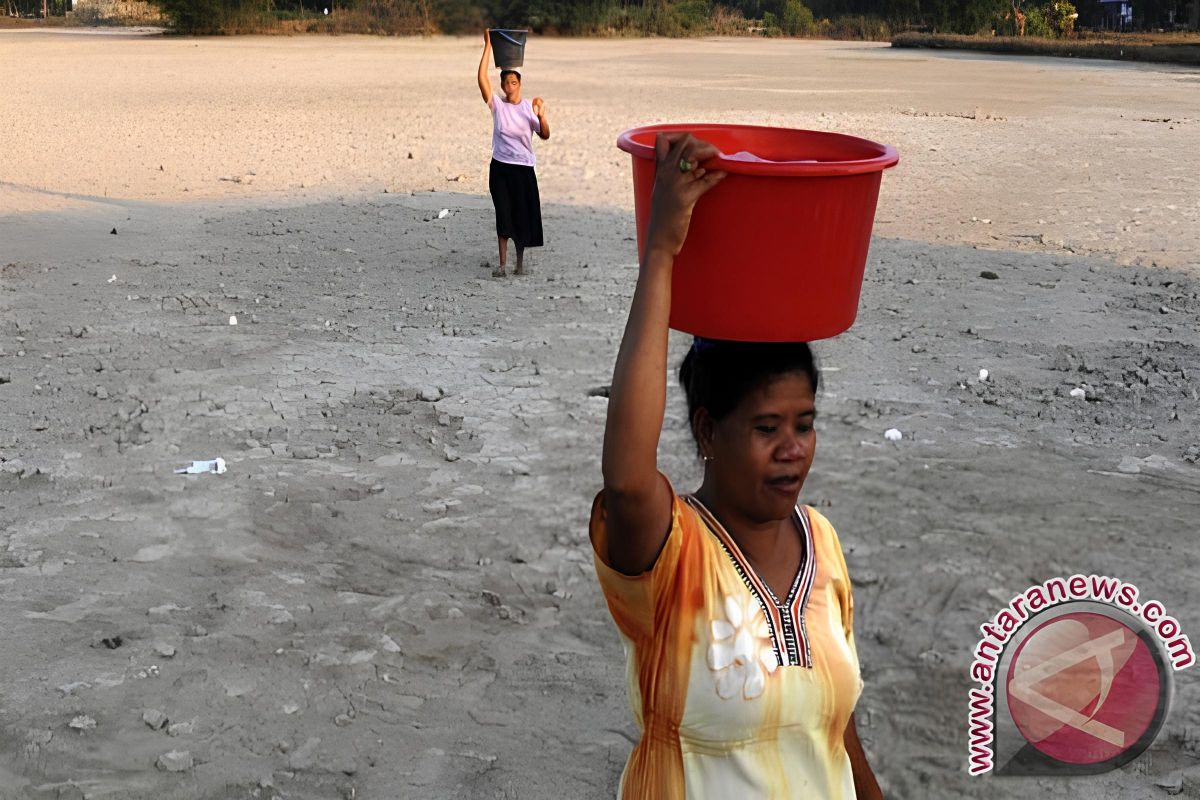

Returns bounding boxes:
[678,339,819,434]
[500,69,521,83]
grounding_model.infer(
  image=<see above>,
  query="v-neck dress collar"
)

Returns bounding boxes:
[683,494,818,669]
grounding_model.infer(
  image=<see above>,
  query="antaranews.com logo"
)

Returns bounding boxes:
[968,574,1195,776]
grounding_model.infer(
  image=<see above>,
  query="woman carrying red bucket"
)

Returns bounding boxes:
[589,131,891,798]
[477,29,550,278]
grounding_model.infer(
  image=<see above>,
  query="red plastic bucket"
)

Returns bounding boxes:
[616,123,899,342]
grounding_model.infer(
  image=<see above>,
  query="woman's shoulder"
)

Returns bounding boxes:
[798,505,844,553]
[800,504,835,531]
[800,505,853,578]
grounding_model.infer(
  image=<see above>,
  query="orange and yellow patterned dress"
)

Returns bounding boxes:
[589,477,862,799]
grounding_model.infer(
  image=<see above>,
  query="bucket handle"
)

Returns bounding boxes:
[491,30,526,47]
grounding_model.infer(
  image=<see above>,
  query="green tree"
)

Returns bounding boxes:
[780,0,815,33]
[1047,0,1078,34]
[1022,3,1053,34]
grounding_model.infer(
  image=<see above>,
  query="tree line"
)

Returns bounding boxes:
[10,0,1191,37]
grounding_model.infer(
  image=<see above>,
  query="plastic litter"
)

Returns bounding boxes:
[175,458,227,475]
[1069,387,1086,399]
[978,369,989,381]
[228,315,238,326]
[437,208,450,219]
[884,428,902,442]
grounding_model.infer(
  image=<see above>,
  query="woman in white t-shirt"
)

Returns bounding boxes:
[478,30,551,277]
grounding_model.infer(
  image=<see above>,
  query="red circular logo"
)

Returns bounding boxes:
[1006,611,1161,765]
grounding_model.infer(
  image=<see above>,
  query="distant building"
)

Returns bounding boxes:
[1097,0,1134,29]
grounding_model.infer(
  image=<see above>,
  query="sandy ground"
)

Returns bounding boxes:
[1,31,1198,800]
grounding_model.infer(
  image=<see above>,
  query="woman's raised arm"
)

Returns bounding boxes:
[600,133,724,575]
[477,30,492,105]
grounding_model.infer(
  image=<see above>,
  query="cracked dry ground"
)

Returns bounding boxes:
[2,188,1199,800]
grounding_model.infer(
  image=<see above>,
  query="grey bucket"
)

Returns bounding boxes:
[489,29,528,69]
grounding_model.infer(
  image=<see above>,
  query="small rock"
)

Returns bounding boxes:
[148,603,184,616]
[978,369,989,381]
[156,750,194,772]
[110,228,118,235]
[334,713,354,727]
[167,720,195,737]
[884,428,903,442]
[57,681,91,697]
[1069,387,1087,400]
[1116,456,1143,475]
[979,270,999,280]
[437,208,449,220]
[1156,774,1184,795]
[918,649,945,664]
[851,570,880,587]
[143,709,169,730]
[153,642,176,658]
[95,386,109,400]
[291,445,319,460]
[267,608,294,625]
[416,386,443,402]
[68,715,96,732]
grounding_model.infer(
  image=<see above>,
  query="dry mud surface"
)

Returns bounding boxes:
[1,33,1198,800]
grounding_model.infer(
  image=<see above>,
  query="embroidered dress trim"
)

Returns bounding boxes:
[684,495,817,668]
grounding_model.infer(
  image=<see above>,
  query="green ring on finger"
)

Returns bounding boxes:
[678,158,694,174]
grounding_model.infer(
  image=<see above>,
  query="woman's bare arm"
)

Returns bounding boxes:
[844,714,883,799]
[600,133,724,575]
[478,30,492,105]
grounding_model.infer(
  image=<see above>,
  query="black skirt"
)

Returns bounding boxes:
[489,158,543,249]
